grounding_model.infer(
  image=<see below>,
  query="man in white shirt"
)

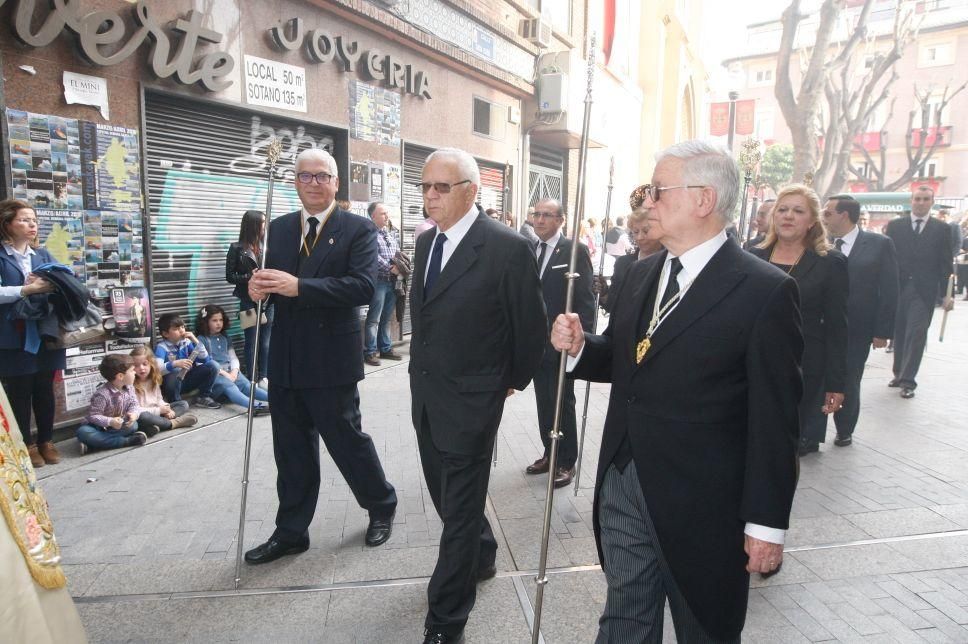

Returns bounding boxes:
[551,140,802,643]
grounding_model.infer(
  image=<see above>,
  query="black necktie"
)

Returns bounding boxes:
[424,233,447,296]
[914,219,923,235]
[304,216,319,256]
[659,257,684,312]
[835,238,845,251]
[536,241,548,275]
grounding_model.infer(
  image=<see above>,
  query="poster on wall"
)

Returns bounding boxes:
[110,287,151,341]
[349,81,401,146]
[384,163,402,205]
[350,162,370,202]
[369,163,384,201]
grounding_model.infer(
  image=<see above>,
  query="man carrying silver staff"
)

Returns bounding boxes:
[552,140,802,643]
[409,148,546,643]
[244,148,397,566]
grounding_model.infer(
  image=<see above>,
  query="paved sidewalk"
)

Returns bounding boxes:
[39,302,968,642]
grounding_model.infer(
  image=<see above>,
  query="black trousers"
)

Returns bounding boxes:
[893,283,934,389]
[799,373,827,445]
[417,409,497,636]
[833,340,871,439]
[1,370,56,445]
[269,383,397,543]
[533,354,578,469]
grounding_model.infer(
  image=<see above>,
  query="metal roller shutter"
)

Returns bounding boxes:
[143,92,339,343]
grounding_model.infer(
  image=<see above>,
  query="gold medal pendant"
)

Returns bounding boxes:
[636,337,651,364]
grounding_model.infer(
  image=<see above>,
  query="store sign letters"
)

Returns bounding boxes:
[2,0,235,91]
[268,18,432,100]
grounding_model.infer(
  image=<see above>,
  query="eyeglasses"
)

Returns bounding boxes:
[296,172,335,185]
[533,211,563,220]
[415,179,471,195]
[629,184,707,208]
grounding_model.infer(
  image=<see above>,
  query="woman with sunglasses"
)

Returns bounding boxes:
[749,185,848,456]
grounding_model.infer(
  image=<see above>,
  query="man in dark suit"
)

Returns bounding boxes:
[410,148,546,643]
[743,199,774,250]
[885,187,954,399]
[524,198,595,488]
[823,195,899,445]
[552,140,802,643]
[244,148,397,565]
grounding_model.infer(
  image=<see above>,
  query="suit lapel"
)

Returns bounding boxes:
[272,211,302,275]
[541,237,568,285]
[298,209,344,277]
[634,243,746,372]
[624,252,664,369]
[423,215,486,305]
[410,226,435,317]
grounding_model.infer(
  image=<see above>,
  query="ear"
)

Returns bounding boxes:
[696,186,718,219]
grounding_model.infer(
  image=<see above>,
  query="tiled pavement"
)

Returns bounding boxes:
[38,302,968,642]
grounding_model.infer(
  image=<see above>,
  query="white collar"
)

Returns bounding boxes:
[668,229,728,282]
[433,204,478,247]
[302,202,336,226]
[2,241,35,257]
[841,225,859,245]
[537,230,562,250]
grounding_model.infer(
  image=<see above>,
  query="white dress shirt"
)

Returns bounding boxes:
[0,242,34,302]
[568,228,786,545]
[912,216,928,233]
[300,202,336,251]
[535,231,562,278]
[835,225,859,257]
[423,205,478,284]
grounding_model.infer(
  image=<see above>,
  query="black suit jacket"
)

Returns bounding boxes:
[539,236,595,355]
[264,208,377,389]
[886,215,953,305]
[843,230,899,363]
[409,209,547,455]
[573,241,803,640]
[750,246,848,392]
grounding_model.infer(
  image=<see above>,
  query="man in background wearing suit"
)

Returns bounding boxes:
[409,148,546,643]
[552,140,802,643]
[885,187,954,399]
[244,148,397,565]
[823,195,899,445]
[743,199,774,250]
[524,197,595,488]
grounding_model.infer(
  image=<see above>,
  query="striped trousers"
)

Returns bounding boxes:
[596,462,740,644]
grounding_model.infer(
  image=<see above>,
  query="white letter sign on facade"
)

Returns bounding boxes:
[243,55,307,113]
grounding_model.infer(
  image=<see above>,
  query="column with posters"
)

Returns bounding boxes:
[6,108,149,419]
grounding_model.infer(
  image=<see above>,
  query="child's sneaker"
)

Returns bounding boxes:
[194,396,221,409]
[78,441,88,456]
[253,404,271,417]
[169,414,198,429]
[128,431,147,447]
[142,424,161,438]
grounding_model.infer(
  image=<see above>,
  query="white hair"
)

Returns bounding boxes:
[295,148,338,177]
[656,140,740,222]
[424,148,481,187]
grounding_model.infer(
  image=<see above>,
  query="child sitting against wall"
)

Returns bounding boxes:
[130,345,198,433]
[194,304,269,414]
[153,312,221,409]
[76,354,152,455]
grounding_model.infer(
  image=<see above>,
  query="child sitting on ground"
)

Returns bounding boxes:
[76,354,152,454]
[194,304,269,414]
[153,312,221,409]
[130,345,198,433]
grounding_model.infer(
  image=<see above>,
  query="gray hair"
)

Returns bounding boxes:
[655,140,740,222]
[295,148,338,177]
[424,148,481,187]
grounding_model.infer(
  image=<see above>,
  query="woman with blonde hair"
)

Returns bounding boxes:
[750,184,848,456]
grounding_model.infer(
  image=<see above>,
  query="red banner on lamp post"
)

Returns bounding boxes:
[735,100,755,135]
[710,102,730,136]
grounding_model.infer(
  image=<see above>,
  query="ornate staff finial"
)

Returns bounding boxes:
[739,138,762,176]
[266,139,283,170]
[803,171,815,186]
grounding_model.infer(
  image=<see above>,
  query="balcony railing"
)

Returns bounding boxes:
[911,125,952,148]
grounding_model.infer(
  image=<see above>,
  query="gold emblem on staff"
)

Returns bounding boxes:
[636,337,651,364]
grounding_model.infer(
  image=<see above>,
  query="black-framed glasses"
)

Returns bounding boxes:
[533,211,563,220]
[415,179,471,194]
[630,184,707,208]
[296,172,335,185]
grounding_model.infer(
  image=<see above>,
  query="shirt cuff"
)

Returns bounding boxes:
[565,344,585,373]
[744,523,785,545]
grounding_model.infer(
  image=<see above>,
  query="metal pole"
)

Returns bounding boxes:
[738,169,752,243]
[234,139,283,590]
[745,196,760,247]
[532,33,596,644]
[726,91,739,153]
[574,156,613,497]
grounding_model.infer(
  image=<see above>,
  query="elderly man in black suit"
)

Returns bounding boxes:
[823,195,899,445]
[524,197,595,488]
[552,140,802,643]
[244,148,397,566]
[885,187,954,399]
[409,148,546,644]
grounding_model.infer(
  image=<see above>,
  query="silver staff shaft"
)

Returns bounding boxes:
[532,33,597,644]
[234,139,283,589]
[574,156,614,497]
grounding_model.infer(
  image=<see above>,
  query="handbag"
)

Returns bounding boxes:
[239,308,268,330]
[46,302,108,349]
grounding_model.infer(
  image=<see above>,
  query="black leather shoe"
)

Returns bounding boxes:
[477,562,497,582]
[244,538,309,565]
[834,434,852,447]
[365,512,394,547]
[525,456,549,475]
[422,628,465,643]
[798,441,820,457]
[888,378,900,387]
[900,387,916,399]
[553,467,574,489]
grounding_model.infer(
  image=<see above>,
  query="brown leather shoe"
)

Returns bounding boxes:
[27,444,45,468]
[525,456,549,475]
[553,467,574,489]
[170,414,198,429]
[364,354,381,367]
[38,441,61,464]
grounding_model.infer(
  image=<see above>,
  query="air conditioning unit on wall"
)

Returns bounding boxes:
[520,17,552,48]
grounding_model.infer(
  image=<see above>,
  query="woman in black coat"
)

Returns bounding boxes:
[750,185,848,456]
[225,210,273,385]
